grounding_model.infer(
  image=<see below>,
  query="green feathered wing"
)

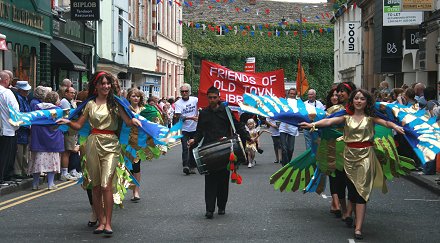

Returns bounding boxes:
[270,149,316,192]
[373,126,416,179]
[316,128,344,175]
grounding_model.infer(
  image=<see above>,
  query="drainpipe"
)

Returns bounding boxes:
[437,25,440,101]
[111,0,115,62]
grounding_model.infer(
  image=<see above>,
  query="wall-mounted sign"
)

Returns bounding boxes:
[401,0,434,11]
[244,57,256,73]
[382,27,402,58]
[405,29,420,49]
[344,22,360,54]
[71,0,100,20]
[383,0,423,26]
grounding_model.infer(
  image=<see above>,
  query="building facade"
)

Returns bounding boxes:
[156,1,185,99]
[332,1,363,88]
[128,0,163,98]
[0,0,52,87]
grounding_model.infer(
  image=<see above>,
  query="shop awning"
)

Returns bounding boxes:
[0,33,7,51]
[51,39,87,71]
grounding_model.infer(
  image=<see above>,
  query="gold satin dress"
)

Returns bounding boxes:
[83,101,121,187]
[343,115,387,202]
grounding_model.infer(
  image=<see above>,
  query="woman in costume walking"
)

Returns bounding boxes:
[57,72,141,235]
[126,88,146,201]
[300,89,405,240]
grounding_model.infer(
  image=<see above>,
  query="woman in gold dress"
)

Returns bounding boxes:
[57,72,141,235]
[301,89,405,240]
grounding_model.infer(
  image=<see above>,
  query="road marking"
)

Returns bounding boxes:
[0,181,76,211]
[0,180,73,207]
[321,194,328,199]
[404,198,440,202]
[348,239,356,243]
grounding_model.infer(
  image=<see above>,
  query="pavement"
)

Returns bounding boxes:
[1,131,439,197]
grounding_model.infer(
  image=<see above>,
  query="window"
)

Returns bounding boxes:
[118,9,123,53]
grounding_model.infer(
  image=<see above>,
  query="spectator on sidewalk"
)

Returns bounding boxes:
[30,86,51,111]
[14,81,32,179]
[58,78,72,98]
[28,91,64,190]
[265,118,281,164]
[173,84,198,175]
[414,83,427,108]
[60,86,80,181]
[279,88,299,166]
[0,70,19,187]
[304,89,325,150]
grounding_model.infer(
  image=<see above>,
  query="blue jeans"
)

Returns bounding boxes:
[280,132,296,166]
[304,130,312,150]
[181,131,197,168]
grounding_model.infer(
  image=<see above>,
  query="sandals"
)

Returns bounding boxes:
[354,230,363,240]
[130,196,140,202]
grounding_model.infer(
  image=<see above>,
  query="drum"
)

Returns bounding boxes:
[193,135,246,175]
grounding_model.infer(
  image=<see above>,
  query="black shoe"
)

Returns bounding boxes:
[343,217,353,228]
[218,209,225,215]
[93,229,104,234]
[103,229,113,235]
[354,230,363,240]
[273,161,279,163]
[130,197,140,202]
[205,211,213,219]
[257,148,264,154]
[183,167,190,175]
[88,220,98,227]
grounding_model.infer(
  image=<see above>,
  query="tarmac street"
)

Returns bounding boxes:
[0,133,439,242]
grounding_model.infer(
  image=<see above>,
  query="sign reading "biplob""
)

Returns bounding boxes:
[198,60,285,108]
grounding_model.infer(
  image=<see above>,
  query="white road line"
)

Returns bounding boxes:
[404,198,440,202]
[321,194,328,199]
[348,239,356,243]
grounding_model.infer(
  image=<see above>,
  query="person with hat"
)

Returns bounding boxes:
[14,81,32,180]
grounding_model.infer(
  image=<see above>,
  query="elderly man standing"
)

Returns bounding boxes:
[60,86,79,181]
[58,78,72,98]
[279,88,299,166]
[0,71,19,187]
[414,82,427,108]
[173,83,198,175]
[14,81,32,180]
[304,89,325,150]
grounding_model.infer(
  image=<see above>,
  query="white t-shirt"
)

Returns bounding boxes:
[279,98,299,136]
[266,117,280,137]
[0,86,19,136]
[306,99,325,110]
[174,96,198,132]
[60,98,72,109]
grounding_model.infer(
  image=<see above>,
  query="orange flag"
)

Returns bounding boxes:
[296,59,309,96]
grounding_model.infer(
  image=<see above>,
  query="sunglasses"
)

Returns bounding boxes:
[180,90,189,93]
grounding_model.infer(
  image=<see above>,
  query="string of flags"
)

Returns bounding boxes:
[180,21,333,37]
[158,0,335,23]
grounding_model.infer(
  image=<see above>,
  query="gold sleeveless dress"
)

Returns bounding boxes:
[343,115,387,201]
[83,101,121,187]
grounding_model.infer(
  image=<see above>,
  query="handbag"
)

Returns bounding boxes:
[193,107,247,174]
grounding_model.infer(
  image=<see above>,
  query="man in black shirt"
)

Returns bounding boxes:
[188,86,250,219]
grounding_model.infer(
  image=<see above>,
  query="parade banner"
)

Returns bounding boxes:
[198,60,285,108]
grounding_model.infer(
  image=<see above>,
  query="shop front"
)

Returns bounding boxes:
[0,0,52,87]
[51,11,95,91]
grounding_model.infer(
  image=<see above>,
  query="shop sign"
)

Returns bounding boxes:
[0,1,44,30]
[382,27,403,58]
[71,0,100,20]
[244,57,256,73]
[344,22,360,54]
[401,0,434,11]
[405,29,420,49]
[383,0,423,26]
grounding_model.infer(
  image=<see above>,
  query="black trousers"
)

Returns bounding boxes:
[329,169,347,199]
[0,136,17,182]
[205,169,230,213]
[181,131,197,168]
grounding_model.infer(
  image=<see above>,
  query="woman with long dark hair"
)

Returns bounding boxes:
[57,71,141,235]
[301,89,405,240]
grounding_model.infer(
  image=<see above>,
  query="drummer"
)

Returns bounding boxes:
[188,86,251,219]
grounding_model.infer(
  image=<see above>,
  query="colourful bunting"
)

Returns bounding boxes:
[265,9,270,15]
[174,0,181,6]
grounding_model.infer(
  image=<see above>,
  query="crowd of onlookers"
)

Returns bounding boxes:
[0,68,181,188]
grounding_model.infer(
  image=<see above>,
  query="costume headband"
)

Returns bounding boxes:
[343,83,352,92]
[93,72,106,86]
